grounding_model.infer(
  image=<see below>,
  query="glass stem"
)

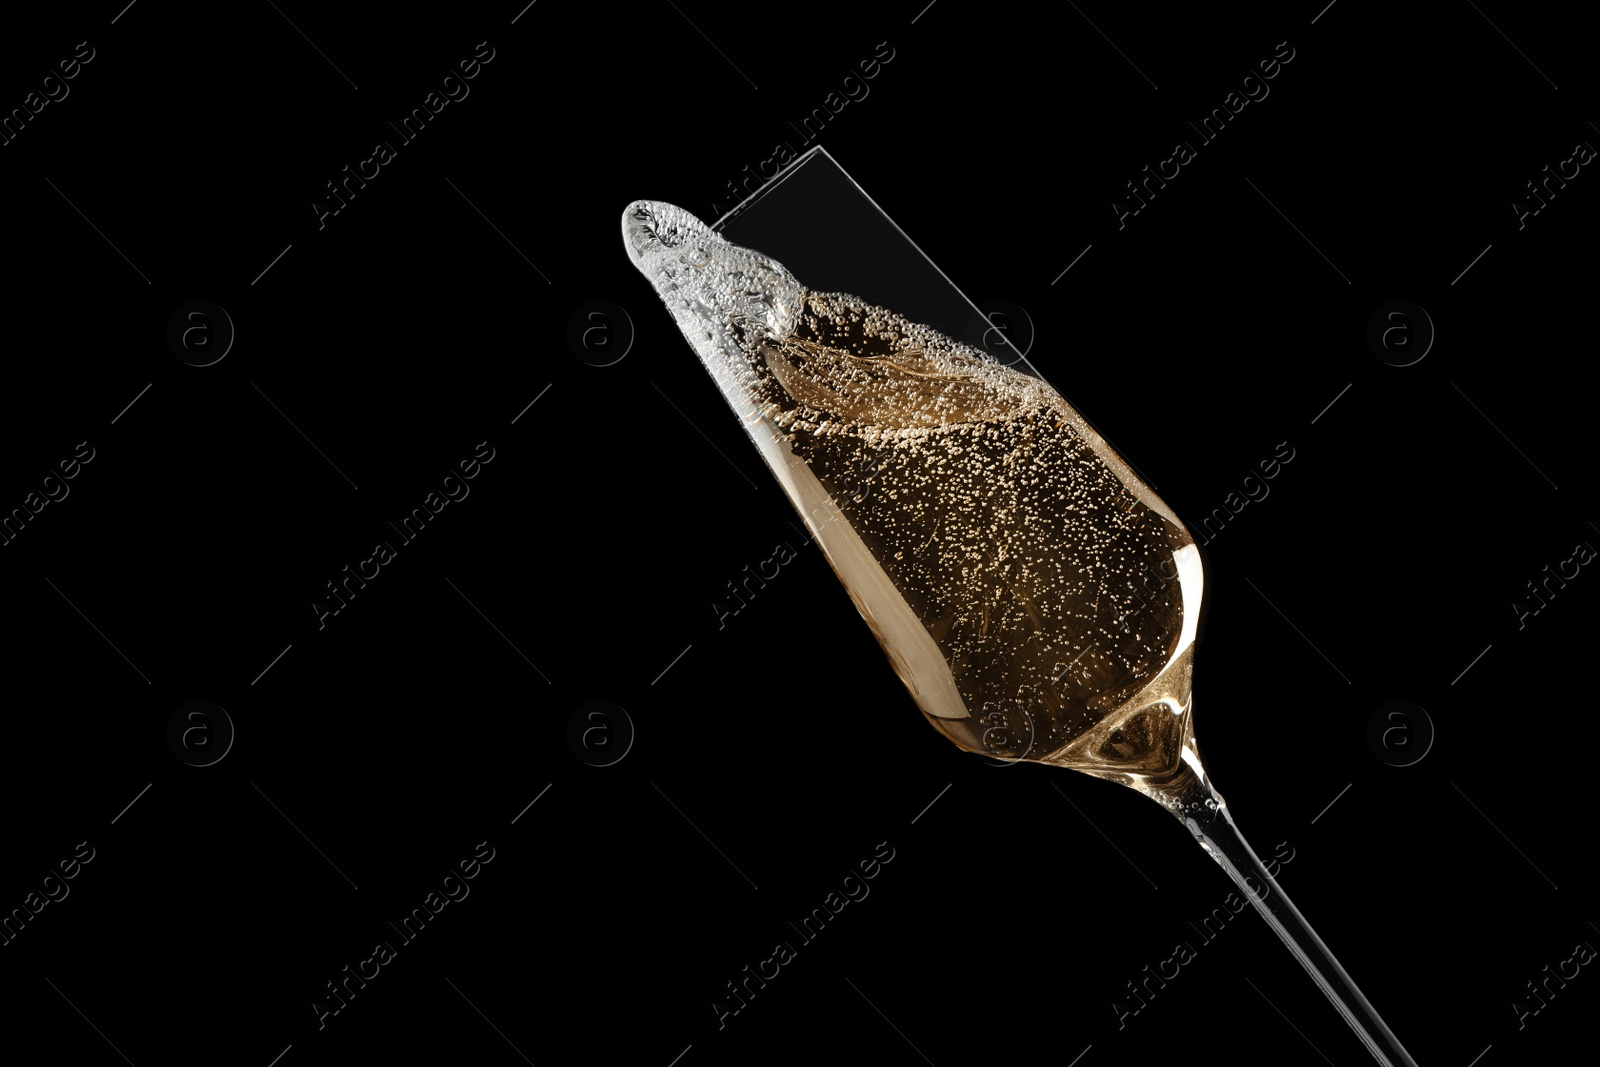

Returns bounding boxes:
[1157,766,1420,1067]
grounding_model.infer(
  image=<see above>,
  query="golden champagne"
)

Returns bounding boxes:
[625,199,1417,1067]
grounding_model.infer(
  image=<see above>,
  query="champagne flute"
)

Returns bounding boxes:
[623,200,1419,1067]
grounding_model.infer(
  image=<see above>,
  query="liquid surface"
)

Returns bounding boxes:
[624,201,1204,783]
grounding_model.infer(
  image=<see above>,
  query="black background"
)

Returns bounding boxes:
[1,3,1594,1066]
